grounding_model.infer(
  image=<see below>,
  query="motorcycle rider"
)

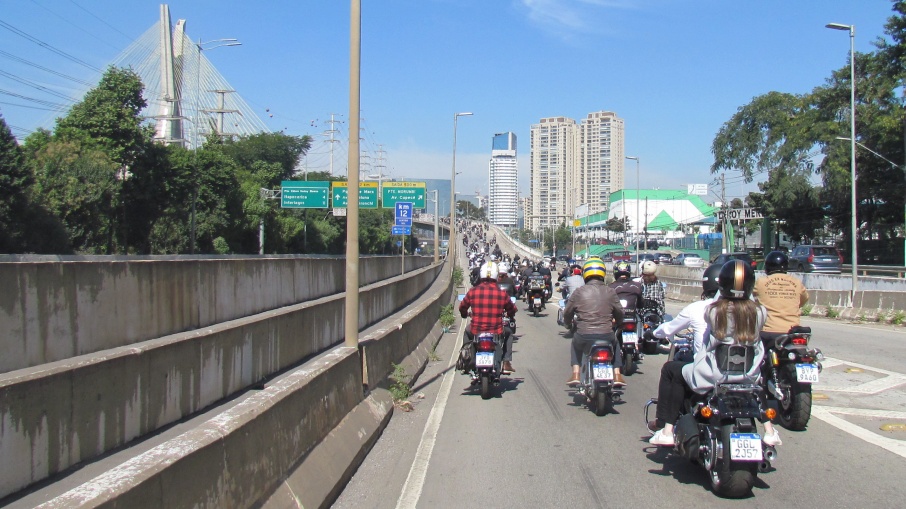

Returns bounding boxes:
[609,261,643,312]
[496,262,517,298]
[648,263,722,356]
[460,261,518,374]
[753,251,809,350]
[561,266,585,300]
[638,260,666,318]
[648,260,782,447]
[563,258,627,387]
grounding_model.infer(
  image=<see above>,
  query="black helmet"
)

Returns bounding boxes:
[701,263,722,298]
[764,251,789,275]
[613,261,632,279]
[718,259,755,300]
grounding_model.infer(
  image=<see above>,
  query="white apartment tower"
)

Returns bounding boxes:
[529,112,625,232]
[580,111,625,215]
[488,132,518,228]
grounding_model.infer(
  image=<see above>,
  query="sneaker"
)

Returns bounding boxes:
[763,429,783,446]
[647,420,662,433]
[613,373,627,388]
[502,361,515,374]
[567,375,580,386]
[649,429,675,446]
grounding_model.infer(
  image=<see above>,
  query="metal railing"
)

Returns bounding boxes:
[843,264,906,278]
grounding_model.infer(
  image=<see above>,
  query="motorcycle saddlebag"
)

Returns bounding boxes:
[673,413,700,460]
[455,343,475,371]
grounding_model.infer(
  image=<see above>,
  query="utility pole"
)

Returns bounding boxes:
[325,113,342,176]
[721,172,728,253]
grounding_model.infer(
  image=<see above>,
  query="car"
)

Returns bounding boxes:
[711,252,757,270]
[673,253,704,268]
[656,252,673,264]
[610,250,631,262]
[789,245,843,273]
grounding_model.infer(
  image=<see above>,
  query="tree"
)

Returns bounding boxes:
[220,132,312,185]
[0,115,30,252]
[457,200,486,220]
[604,217,627,240]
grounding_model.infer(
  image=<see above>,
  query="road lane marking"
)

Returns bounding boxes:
[811,406,906,460]
[817,357,906,394]
[395,314,464,509]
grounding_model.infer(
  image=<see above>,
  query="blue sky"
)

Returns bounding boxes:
[0,0,897,204]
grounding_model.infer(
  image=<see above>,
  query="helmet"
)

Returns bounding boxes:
[573,267,582,275]
[542,261,550,269]
[613,261,632,279]
[701,263,722,297]
[640,260,657,276]
[497,262,509,273]
[718,259,755,300]
[490,254,498,262]
[582,258,607,281]
[764,251,789,275]
[479,262,499,280]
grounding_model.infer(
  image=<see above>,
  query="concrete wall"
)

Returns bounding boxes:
[489,225,542,261]
[0,255,432,374]
[0,262,442,501]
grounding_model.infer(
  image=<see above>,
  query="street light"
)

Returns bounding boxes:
[626,156,640,258]
[190,37,241,254]
[450,112,472,262]
[826,22,858,295]
[430,189,439,263]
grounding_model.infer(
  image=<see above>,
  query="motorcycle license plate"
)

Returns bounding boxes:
[533,298,541,306]
[475,352,494,368]
[796,363,820,383]
[729,433,762,461]
[592,363,614,381]
[622,331,637,345]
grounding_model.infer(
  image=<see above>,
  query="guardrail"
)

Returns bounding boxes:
[843,264,906,278]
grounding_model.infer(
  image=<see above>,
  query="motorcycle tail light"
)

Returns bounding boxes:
[700,406,713,418]
[592,349,612,363]
[791,336,808,346]
[478,339,495,352]
[623,322,637,332]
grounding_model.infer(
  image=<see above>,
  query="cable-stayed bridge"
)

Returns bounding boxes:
[110,4,267,149]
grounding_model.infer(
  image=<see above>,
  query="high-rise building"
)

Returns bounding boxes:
[529,112,624,232]
[488,132,518,228]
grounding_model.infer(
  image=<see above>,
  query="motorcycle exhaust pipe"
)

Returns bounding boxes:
[759,445,777,472]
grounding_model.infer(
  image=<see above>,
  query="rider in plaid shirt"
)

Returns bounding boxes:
[460,261,518,373]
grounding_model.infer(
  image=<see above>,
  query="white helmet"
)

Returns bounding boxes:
[479,262,500,280]
[542,261,550,269]
[641,260,658,275]
[490,254,498,261]
[497,262,509,273]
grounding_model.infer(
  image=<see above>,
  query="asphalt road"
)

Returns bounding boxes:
[334,263,906,508]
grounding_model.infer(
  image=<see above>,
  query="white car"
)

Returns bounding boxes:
[674,253,704,268]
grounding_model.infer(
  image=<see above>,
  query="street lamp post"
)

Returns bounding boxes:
[191,37,241,254]
[626,156,640,258]
[450,112,472,262]
[431,189,439,263]
[827,22,858,295]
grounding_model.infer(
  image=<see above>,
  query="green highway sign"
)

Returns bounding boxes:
[382,182,426,209]
[281,181,329,208]
[331,182,378,208]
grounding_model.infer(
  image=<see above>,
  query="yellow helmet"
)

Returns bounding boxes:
[582,257,607,281]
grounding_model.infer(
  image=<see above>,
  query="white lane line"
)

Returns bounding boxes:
[811,406,906,460]
[817,357,906,394]
[395,313,464,509]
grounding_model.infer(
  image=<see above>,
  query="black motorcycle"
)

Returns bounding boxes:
[469,332,504,400]
[526,276,546,316]
[617,311,641,375]
[644,343,777,498]
[640,310,664,355]
[575,339,621,416]
[763,326,823,431]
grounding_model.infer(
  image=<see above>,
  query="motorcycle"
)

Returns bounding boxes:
[526,276,546,316]
[640,310,665,355]
[574,338,622,416]
[644,343,778,498]
[470,332,504,399]
[502,297,517,336]
[762,326,823,431]
[617,306,641,375]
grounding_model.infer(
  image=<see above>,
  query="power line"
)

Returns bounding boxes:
[0,18,100,72]
[0,49,93,86]
[0,88,70,108]
[29,0,121,52]
[67,0,136,42]
[0,70,80,101]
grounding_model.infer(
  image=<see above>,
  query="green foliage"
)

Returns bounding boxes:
[876,309,888,323]
[220,132,312,185]
[439,304,456,331]
[388,363,411,402]
[801,303,813,316]
[825,306,840,319]
[213,237,231,254]
[893,310,906,325]
[457,200,485,220]
[452,266,464,286]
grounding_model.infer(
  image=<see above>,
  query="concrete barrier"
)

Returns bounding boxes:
[488,225,542,261]
[0,263,442,501]
[0,255,432,374]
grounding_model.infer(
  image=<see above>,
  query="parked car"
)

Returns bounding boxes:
[789,245,843,273]
[610,250,632,262]
[711,252,757,270]
[673,253,704,268]
[630,253,658,264]
[656,252,673,264]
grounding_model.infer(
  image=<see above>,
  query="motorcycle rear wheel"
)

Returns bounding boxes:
[623,350,636,375]
[778,365,812,431]
[480,376,492,399]
[710,424,756,498]
[591,388,612,416]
